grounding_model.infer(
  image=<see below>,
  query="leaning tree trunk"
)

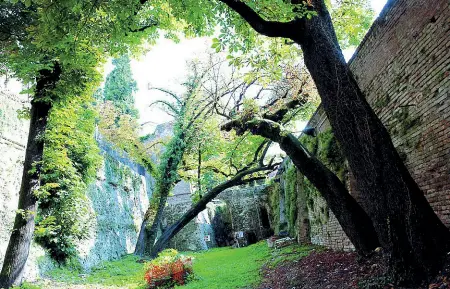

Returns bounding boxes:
[292,2,450,284]
[135,186,170,257]
[0,64,61,288]
[150,167,266,257]
[222,119,380,256]
[135,137,186,257]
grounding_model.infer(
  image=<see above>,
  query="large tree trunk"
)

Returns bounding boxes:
[220,0,450,284]
[0,64,61,288]
[150,167,265,257]
[222,119,380,256]
[292,4,450,284]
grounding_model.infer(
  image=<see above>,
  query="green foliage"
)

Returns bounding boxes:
[315,130,346,180]
[34,68,103,262]
[97,101,154,173]
[330,0,375,49]
[299,129,346,224]
[285,165,299,236]
[269,130,345,235]
[266,181,281,234]
[103,55,139,118]
[201,0,374,77]
[388,106,422,138]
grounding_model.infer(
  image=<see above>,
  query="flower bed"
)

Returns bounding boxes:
[144,249,193,288]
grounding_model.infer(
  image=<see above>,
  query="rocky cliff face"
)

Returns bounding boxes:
[75,150,154,270]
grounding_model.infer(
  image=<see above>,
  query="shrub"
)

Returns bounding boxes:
[144,249,193,288]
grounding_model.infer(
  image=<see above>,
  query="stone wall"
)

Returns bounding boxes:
[0,91,50,280]
[219,183,272,242]
[0,90,155,281]
[301,0,449,250]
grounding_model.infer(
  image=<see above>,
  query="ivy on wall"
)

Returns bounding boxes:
[33,69,103,262]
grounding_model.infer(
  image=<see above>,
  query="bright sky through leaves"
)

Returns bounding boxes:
[134,0,388,134]
[1,0,388,134]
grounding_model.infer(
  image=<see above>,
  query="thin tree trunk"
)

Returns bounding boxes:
[197,147,201,194]
[0,64,61,288]
[222,119,380,256]
[135,185,170,257]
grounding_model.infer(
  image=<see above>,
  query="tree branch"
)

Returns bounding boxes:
[150,159,277,256]
[218,0,296,39]
[262,97,307,122]
[130,21,158,33]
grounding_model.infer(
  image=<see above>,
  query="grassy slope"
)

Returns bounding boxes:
[28,242,313,289]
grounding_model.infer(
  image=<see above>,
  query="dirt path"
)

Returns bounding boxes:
[36,280,129,289]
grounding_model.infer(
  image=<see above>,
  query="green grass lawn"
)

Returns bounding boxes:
[34,254,146,288]
[29,241,313,289]
[179,242,270,289]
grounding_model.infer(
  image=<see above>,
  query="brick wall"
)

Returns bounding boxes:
[306,0,450,249]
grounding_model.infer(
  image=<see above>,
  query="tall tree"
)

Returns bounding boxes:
[0,64,61,287]
[135,64,216,256]
[0,0,175,286]
[180,0,448,284]
[103,55,139,118]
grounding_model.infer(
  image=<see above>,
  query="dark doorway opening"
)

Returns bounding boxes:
[259,206,271,229]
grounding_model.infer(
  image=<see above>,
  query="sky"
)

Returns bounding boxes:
[1,0,388,135]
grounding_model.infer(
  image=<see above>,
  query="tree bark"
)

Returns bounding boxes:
[295,5,450,284]
[135,183,171,257]
[222,119,380,256]
[150,167,268,257]
[0,64,61,288]
[219,0,450,284]
[135,137,186,257]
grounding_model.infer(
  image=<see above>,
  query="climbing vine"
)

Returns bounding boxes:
[33,68,103,262]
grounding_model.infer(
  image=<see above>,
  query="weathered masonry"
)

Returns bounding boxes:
[305,0,449,250]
